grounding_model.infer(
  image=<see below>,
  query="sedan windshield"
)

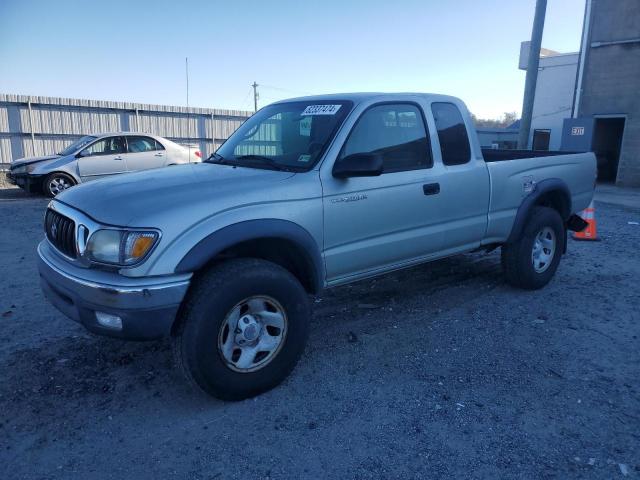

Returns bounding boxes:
[211,101,353,171]
[58,135,97,156]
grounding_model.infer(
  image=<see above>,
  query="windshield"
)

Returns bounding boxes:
[58,135,97,156]
[211,101,353,171]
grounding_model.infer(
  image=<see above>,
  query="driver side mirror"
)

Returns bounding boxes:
[76,149,91,158]
[332,152,384,179]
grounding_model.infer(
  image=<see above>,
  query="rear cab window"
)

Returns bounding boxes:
[431,102,471,165]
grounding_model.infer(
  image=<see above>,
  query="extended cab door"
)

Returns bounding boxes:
[428,101,490,254]
[124,136,166,172]
[77,136,128,180]
[321,102,445,284]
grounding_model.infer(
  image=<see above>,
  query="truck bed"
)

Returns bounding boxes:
[482,151,597,245]
[482,148,581,162]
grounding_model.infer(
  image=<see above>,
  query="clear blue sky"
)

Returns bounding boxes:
[0,0,585,118]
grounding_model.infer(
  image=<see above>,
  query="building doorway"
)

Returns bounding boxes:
[532,129,551,151]
[593,117,625,183]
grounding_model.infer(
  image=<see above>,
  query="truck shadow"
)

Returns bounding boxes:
[2,251,505,418]
[315,251,503,317]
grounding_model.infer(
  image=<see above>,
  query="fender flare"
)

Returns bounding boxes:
[174,219,324,293]
[506,178,572,244]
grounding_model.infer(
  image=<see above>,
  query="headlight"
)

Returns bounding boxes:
[26,164,37,173]
[12,165,26,174]
[86,229,159,266]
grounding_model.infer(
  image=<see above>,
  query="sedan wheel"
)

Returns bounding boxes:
[45,173,75,197]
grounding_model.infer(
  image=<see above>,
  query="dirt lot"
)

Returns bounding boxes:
[1,188,639,479]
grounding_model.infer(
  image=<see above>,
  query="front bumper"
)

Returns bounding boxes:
[38,241,191,340]
[6,171,43,192]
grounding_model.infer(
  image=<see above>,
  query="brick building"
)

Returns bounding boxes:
[572,0,640,186]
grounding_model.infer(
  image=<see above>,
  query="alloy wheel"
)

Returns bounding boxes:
[48,176,73,196]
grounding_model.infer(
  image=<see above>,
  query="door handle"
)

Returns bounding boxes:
[423,183,440,195]
[154,152,163,157]
[114,156,123,161]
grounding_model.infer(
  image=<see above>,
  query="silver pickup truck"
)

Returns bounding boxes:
[37,93,596,400]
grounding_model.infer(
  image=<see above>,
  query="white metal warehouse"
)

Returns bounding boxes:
[0,93,252,166]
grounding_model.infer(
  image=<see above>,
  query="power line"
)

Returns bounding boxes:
[260,84,314,96]
[240,87,253,111]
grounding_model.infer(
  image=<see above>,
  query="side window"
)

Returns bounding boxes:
[126,136,160,153]
[81,136,126,157]
[431,102,471,166]
[341,104,432,173]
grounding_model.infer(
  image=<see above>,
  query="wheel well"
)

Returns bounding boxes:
[43,171,77,183]
[506,180,572,245]
[200,238,319,294]
[534,189,570,220]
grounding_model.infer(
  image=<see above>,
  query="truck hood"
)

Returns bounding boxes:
[56,163,296,226]
[11,154,61,169]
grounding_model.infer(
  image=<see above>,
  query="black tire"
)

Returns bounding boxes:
[173,258,310,401]
[501,206,565,290]
[43,172,76,197]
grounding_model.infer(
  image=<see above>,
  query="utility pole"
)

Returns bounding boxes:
[185,57,190,109]
[518,0,547,149]
[252,81,259,112]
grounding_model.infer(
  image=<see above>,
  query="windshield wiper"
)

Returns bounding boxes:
[205,152,229,164]
[233,155,292,171]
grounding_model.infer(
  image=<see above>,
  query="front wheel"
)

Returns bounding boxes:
[501,206,565,290]
[43,172,76,197]
[173,258,310,400]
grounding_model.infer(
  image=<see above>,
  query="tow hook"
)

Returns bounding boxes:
[567,214,589,233]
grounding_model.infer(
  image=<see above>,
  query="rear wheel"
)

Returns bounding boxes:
[173,258,310,400]
[44,172,76,197]
[501,206,564,290]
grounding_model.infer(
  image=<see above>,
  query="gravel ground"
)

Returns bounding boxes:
[0,189,639,479]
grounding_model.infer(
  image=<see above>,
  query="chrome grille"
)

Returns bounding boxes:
[45,209,77,258]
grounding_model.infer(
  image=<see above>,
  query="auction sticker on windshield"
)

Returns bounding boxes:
[301,105,342,115]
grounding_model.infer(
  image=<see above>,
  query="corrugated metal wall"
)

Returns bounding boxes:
[0,93,252,165]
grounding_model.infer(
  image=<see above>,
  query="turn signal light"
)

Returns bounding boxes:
[130,234,156,259]
[86,229,159,266]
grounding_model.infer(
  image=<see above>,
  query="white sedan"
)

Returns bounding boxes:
[7,132,202,197]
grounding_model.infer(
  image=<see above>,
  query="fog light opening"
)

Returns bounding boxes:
[95,311,123,330]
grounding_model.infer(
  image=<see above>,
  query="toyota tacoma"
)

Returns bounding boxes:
[37,93,596,400]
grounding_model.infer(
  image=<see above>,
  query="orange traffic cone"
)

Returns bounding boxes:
[573,201,598,241]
